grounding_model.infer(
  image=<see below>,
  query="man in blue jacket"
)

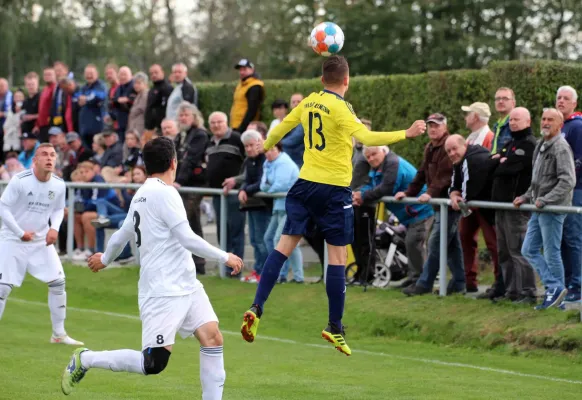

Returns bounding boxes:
[556,85,582,303]
[78,65,107,148]
[352,145,434,288]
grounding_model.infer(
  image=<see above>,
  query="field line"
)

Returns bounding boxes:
[10,297,582,385]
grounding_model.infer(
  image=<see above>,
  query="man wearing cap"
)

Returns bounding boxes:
[99,131,123,168]
[459,101,499,294]
[230,59,265,133]
[66,132,94,173]
[395,113,465,296]
[463,102,495,150]
[17,132,40,169]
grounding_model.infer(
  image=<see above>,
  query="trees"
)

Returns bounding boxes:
[0,0,580,85]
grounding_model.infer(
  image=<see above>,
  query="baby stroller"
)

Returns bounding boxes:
[370,215,409,288]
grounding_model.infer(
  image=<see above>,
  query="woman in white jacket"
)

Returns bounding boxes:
[2,90,25,153]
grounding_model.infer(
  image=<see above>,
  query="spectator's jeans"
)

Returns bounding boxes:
[561,189,582,292]
[459,209,500,290]
[264,210,304,281]
[212,195,246,275]
[496,210,536,299]
[522,212,567,290]
[247,209,271,275]
[416,210,465,291]
[95,213,132,260]
[405,216,434,281]
[92,198,125,217]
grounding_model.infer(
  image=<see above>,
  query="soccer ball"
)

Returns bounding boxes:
[309,22,344,57]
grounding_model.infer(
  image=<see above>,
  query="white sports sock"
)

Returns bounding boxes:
[200,346,225,400]
[0,284,13,320]
[48,279,66,337]
[81,350,145,374]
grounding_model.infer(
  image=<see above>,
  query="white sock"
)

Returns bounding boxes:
[81,350,145,374]
[200,346,225,400]
[48,279,66,337]
[0,284,13,320]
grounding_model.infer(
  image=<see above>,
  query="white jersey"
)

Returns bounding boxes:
[0,170,66,243]
[121,178,202,298]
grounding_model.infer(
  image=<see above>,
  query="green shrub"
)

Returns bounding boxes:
[197,60,582,167]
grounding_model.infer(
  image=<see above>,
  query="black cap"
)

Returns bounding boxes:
[235,59,255,69]
[20,132,38,140]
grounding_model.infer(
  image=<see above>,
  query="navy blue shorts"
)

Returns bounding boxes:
[283,179,354,246]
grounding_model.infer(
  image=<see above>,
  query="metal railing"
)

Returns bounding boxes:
[2,180,582,298]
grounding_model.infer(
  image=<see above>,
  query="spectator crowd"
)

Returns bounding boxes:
[1,59,582,311]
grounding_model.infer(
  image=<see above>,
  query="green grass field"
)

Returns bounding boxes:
[2,264,582,399]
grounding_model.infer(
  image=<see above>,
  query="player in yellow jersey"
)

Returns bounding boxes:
[241,55,426,356]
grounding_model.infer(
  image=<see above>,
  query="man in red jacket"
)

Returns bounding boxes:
[33,67,57,143]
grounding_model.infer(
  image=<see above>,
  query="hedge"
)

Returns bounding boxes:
[197,60,582,167]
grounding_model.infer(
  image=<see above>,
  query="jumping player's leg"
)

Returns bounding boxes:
[241,234,302,343]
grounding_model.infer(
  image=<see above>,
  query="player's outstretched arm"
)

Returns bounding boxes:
[171,221,243,275]
[92,218,134,271]
[263,100,304,151]
[350,119,426,146]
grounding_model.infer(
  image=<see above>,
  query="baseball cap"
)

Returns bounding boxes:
[235,59,255,69]
[426,113,447,125]
[66,132,80,143]
[102,130,115,137]
[20,131,38,140]
[461,102,492,118]
[48,126,64,136]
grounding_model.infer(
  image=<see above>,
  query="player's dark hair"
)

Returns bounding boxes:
[143,136,177,175]
[322,55,349,86]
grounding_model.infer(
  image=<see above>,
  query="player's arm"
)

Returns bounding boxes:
[263,100,304,150]
[161,190,227,261]
[172,221,228,262]
[96,215,134,268]
[49,188,66,232]
[0,178,26,239]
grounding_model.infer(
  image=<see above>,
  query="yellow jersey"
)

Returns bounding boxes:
[264,90,407,187]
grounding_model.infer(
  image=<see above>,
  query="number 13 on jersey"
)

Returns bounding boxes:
[308,112,326,151]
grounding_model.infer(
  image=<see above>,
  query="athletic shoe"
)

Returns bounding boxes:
[534,287,568,310]
[117,256,135,265]
[241,305,261,343]
[321,323,351,356]
[61,347,88,395]
[402,284,431,296]
[90,216,111,229]
[51,335,85,346]
[241,271,260,283]
[71,249,89,261]
[564,289,581,303]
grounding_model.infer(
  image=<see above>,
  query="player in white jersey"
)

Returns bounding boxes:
[61,137,243,400]
[0,143,83,345]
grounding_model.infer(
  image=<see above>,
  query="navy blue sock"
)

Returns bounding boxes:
[253,250,288,313]
[326,265,346,330]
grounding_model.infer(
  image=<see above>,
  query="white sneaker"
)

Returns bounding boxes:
[91,216,111,228]
[51,334,85,346]
[71,249,86,261]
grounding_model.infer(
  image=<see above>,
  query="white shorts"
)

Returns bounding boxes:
[139,289,218,350]
[0,240,64,287]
